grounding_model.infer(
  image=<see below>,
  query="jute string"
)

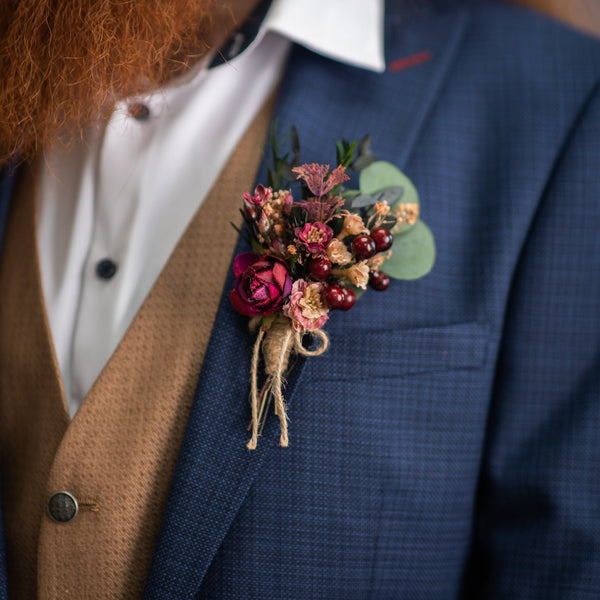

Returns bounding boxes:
[247,316,329,449]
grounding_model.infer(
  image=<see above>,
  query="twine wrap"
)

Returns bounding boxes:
[247,316,329,449]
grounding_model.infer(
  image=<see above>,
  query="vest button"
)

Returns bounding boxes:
[48,491,79,523]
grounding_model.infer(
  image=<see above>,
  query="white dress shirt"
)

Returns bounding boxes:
[37,0,385,417]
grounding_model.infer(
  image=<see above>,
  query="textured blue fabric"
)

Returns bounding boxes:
[1,1,600,598]
[0,166,17,600]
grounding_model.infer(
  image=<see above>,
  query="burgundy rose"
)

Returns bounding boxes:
[295,222,333,255]
[230,252,293,317]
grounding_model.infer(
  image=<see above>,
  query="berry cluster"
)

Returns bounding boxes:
[313,225,393,311]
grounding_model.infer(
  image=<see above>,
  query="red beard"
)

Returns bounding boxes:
[0,0,225,167]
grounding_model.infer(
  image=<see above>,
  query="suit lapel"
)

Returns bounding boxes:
[0,163,18,600]
[143,4,470,598]
[0,165,17,259]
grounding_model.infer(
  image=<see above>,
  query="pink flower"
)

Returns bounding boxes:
[284,279,329,332]
[295,222,333,255]
[243,184,273,219]
[244,184,272,207]
[292,163,350,197]
[230,253,293,317]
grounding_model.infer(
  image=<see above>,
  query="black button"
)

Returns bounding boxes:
[48,491,78,523]
[127,102,150,121]
[96,259,117,280]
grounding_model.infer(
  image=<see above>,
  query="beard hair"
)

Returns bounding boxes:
[0,0,220,167]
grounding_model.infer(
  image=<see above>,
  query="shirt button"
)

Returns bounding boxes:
[48,491,79,523]
[96,258,118,280]
[127,102,150,121]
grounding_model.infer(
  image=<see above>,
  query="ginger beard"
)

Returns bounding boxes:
[0,0,223,167]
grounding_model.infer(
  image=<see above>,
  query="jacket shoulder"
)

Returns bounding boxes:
[465,0,600,89]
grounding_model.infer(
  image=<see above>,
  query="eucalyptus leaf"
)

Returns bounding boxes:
[392,221,415,235]
[280,163,297,182]
[358,134,372,156]
[352,153,376,171]
[375,186,404,205]
[291,126,300,156]
[381,220,435,280]
[359,161,419,206]
[351,194,379,208]
[341,188,360,199]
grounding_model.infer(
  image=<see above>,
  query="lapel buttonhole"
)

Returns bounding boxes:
[388,50,433,73]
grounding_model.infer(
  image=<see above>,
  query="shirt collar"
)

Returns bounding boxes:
[262,0,385,73]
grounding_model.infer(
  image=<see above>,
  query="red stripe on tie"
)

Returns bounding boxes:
[388,50,433,73]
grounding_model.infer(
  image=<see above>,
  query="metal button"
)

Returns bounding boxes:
[48,491,78,523]
[96,258,118,280]
[127,102,150,121]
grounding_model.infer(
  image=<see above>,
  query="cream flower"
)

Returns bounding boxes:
[368,253,385,269]
[344,261,370,289]
[339,212,368,237]
[392,203,419,231]
[373,201,390,216]
[327,239,353,266]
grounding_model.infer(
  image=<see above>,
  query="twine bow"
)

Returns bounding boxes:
[247,315,329,449]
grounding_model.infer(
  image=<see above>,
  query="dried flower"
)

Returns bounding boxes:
[274,190,294,215]
[373,202,390,216]
[338,212,368,238]
[344,261,370,289]
[392,203,419,230]
[284,280,329,332]
[243,184,273,220]
[295,222,334,255]
[368,253,385,269]
[327,239,353,266]
[230,253,293,317]
[292,163,349,197]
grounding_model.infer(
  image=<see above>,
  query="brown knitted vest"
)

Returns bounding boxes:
[0,93,275,599]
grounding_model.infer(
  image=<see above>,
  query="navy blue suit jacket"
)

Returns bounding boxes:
[1,1,600,597]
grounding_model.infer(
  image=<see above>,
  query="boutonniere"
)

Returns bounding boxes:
[230,130,435,449]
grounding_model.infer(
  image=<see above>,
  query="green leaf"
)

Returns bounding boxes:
[358,134,372,156]
[341,188,360,199]
[359,161,419,206]
[261,314,277,330]
[351,153,376,171]
[351,194,379,208]
[251,239,264,254]
[381,220,435,280]
[336,139,359,168]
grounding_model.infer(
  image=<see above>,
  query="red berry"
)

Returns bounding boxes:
[324,285,345,309]
[369,270,390,291]
[370,227,393,252]
[308,257,332,280]
[340,287,356,311]
[351,235,376,259]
